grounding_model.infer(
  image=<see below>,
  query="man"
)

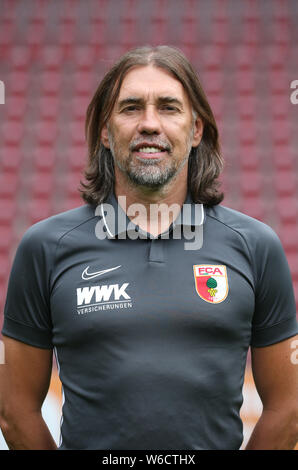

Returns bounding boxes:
[0,46,297,450]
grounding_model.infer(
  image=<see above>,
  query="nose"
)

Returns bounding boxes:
[137,105,162,134]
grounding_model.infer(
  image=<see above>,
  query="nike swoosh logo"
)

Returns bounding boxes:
[82,265,121,280]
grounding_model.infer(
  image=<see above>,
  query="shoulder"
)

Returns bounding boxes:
[205,204,280,247]
[19,204,97,252]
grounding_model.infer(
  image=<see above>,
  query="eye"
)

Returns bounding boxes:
[122,105,141,113]
[161,105,180,112]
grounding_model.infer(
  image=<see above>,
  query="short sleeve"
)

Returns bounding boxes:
[1,224,54,349]
[251,226,298,347]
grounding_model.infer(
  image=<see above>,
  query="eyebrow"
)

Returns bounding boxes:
[117,96,184,109]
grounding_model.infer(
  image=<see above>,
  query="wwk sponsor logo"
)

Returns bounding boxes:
[76,283,132,314]
[77,283,130,306]
[77,265,132,314]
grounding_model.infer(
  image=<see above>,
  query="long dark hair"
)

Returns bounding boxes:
[81,45,224,206]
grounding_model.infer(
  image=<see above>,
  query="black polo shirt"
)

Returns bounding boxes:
[2,193,297,450]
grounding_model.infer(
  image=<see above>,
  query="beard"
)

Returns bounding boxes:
[107,130,194,189]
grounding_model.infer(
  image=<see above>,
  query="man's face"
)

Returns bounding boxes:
[101,65,203,189]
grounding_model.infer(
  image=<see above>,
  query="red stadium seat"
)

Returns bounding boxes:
[272,146,294,171]
[89,20,107,47]
[233,45,256,71]
[28,0,48,24]
[276,197,298,226]
[273,0,290,22]
[273,170,296,197]
[0,146,23,173]
[271,19,291,46]
[58,23,76,47]
[270,94,292,120]
[211,17,229,48]
[32,147,57,172]
[62,195,84,212]
[118,11,138,47]
[1,121,24,146]
[0,20,14,48]
[0,173,19,199]
[59,0,78,24]
[0,146,23,172]
[179,18,197,49]
[271,119,291,146]
[72,71,94,97]
[150,18,167,45]
[68,121,86,146]
[235,96,257,121]
[26,199,54,225]
[238,124,258,147]
[66,144,87,172]
[38,96,60,121]
[236,70,256,96]
[0,227,13,254]
[64,172,83,198]
[0,200,17,226]
[240,171,262,198]
[10,46,32,70]
[41,45,65,70]
[30,172,55,199]
[40,71,62,96]
[89,0,109,23]
[208,95,224,122]
[278,225,298,253]
[239,147,261,171]
[26,21,46,47]
[70,96,89,121]
[0,255,10,283]
[5,96,28,121]
[269,70,291,95]
[203,70,224,96]
[242,0,260,22]
[200,45,224,71]
[34,121,58,146]
[72,46,96,70]
[7,71,29,96]
[241,19,260,47]
[240,198,265,222]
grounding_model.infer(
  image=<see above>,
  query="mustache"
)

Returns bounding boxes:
[129,138,172,152]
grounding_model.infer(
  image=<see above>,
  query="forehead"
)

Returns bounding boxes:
[117,65,189,102]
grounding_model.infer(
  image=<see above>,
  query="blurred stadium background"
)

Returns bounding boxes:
[0,0,297,450]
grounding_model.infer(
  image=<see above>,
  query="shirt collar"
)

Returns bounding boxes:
[99,191,205,239]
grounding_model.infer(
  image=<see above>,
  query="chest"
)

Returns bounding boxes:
[49,236,255,350]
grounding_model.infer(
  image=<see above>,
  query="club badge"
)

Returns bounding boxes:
[193,265,229,304]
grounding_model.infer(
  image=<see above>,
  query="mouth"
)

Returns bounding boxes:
[132,143,169,159]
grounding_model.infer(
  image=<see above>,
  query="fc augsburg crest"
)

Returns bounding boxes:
[193,265,229,304]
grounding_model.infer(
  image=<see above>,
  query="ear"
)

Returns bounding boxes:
[191,116,204,147]
[101,124,110,149]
